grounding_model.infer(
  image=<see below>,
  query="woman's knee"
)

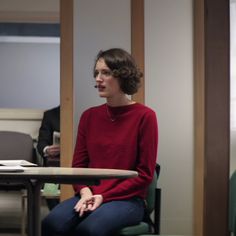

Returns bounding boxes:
[41,196,80,235]
[42,213,72,236]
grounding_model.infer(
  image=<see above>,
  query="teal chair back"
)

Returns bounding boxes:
[146,164,160,214]
[118,164,161,236]
[229,170,236,236]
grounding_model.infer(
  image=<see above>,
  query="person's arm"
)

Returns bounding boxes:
[71,111,104,215]
[37,111,53,157]
[37,111,60,158]
[72,111,91,193]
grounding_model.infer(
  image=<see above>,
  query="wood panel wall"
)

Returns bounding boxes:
[60,0,74,200]
[194,0,230,235]
[131,0,145,104]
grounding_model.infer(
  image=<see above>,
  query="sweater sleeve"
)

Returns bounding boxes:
[72,110,90,193]
[102,110,158,202]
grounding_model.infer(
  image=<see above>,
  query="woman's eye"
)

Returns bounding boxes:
[94,69,112,78]
[102,70,112,76]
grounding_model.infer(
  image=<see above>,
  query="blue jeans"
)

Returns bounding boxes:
[42,196,144,236]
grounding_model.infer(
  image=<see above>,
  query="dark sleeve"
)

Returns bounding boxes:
[36,111,54,157]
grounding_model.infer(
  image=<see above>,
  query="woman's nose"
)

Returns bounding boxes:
[95,73,103,82]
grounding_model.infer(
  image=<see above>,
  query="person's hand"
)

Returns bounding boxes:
[45,145,60,157]
[74,187,103,217]
[88,194,103,211]
[74,187,93,217]
[74,195,103,217]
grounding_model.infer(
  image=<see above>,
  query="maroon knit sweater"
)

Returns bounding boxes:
[72,103,158,202]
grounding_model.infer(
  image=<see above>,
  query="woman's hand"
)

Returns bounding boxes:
[74,187,103,217]
[88,194,103,211]
[74,187,93,216]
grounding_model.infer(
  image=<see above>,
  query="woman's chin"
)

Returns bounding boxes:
[98,92,107,98]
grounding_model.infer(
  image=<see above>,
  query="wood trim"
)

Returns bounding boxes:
[194,0,230,235]
[0,109,43,121]
[204,0,230,234]
[131,0,145,104]
[0,11,59,23]
[194,0,205,234]
[60,0,74,200]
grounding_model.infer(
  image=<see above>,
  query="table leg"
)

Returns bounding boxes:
[26,180,43,236]
[21,192,26,236]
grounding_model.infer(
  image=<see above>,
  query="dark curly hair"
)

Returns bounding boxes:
[93,48,143,95]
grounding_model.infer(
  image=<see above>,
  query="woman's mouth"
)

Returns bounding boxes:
[97,85,106,91]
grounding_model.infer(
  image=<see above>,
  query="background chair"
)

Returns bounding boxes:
[0,130,36,190]
[118,164,161,236]
[0,131,36,235]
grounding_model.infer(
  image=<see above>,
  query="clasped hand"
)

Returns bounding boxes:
[46,144,60,157]
[74,194,103,217]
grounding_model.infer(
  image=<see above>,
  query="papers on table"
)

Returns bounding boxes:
[0,165,26,172]
[0,160,37,172]
[0,160,37,167]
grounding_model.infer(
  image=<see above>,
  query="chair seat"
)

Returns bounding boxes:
[119,222,150,235]
[118,164,161,236]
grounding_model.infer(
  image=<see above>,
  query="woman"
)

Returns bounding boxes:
[42,48,158,236]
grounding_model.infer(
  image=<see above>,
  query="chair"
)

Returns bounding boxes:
[0,131,35,190]
[229,170,236,236]
[118,164,161,236]
[0,131,36,235]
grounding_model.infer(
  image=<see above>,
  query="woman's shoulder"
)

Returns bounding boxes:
[84,104,105,112]
[134,103,156,115]
[81,104,105,117]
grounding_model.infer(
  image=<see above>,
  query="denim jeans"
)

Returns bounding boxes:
[42,195,144,236]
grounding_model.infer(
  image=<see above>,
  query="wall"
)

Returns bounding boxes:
[0,0,60,110]
[73,0,131,128]
[73,0,193,235]
[0,41,60,109]
[145,0,193,234]
[0,109,43,140]
[0,0,59,14]
[0,0,59,140]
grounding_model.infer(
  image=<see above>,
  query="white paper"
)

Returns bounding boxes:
[0,165,26,172]
[53,131,60,145]
[0,160,37,167]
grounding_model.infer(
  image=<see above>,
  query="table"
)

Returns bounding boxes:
[0,167,138,236]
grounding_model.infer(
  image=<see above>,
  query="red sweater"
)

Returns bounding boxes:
[72,103,158,202]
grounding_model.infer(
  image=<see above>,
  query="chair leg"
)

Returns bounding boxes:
[154,188,161,234]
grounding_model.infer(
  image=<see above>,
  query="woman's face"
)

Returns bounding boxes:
[94,58,122,98]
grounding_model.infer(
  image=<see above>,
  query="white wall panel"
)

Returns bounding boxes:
[145,0,194,234]
[73,0,131,129]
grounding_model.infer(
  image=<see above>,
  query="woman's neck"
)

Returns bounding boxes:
[106,95,135,107]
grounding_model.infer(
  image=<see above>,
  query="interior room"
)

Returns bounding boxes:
[0,0,232,236]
